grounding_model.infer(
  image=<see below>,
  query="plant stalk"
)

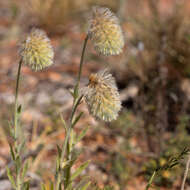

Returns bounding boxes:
[145,171,156,190]
[16,170,21,190]
[13,58,23,190]
[14,58,23,140]
[56,35,89,190]
[181,154,190,190]
[76,35,89,88]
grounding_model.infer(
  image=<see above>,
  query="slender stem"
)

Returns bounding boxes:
[76,35,89,87]
[56,35,88,190]
[181,154,190,190]
[12,59,23,190]
[64,128,72,188]
[70,95,83,125]
[16,170,21,190]
[58,96,83,168]
[55,126,72,190]
[14,58,23,140]
[145,171,156,190]
[63,36,89,188]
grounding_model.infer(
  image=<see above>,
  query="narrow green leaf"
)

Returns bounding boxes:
[69,88,75,98]
[23,181,30,190]
[75,127,88,145]
[69,129,75,150]
[15,155,21,174]
[60,114,67,132]
[17,139,26,153]
[50,180,54,190]
[57,145,62,158]
[75,95,83,108]
[61,159,72,169]
[59,183,62,190]
[21,160,29,181]
[41,183,46,190]
[9,143,15,161]
[72,112,83,128]
[8,121,15,138]
[74,85,79,99]
[10,127,15,139]
[70,95,83,125]
[169,162,179,169]
[69,149,82,167]
[56,156,60,173]
[80,181,91,190]
[17,104,22,114]
[71,161,90,181]
[6,167,16,189]
[74,176,90,190]
[61,141,67,164]
[67,183,73,190]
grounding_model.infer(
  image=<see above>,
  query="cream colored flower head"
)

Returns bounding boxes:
[88,6,124,56]
[84,69,121,122]
[20,28,54,71]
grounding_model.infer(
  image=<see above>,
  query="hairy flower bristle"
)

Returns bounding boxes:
[20,28,54,71]
[88,6,124,55]
[84,69,121,122]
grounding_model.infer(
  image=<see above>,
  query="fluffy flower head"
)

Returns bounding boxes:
[88,6,124,55]
[84,69,121,122]
[20,28,54,71]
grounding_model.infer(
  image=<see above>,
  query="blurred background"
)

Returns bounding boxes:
[0,0,190,189]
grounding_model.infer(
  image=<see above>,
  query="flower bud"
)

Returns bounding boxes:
[20,28,54,71]
[88,6,124,55]
[84,69,121,121]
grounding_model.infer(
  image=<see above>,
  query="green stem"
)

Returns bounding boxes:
[14,59,23,140]
[76,35,89,88]
[16,170,21,190]
[13,59,23,190]
[64,128,72,188]
[64,35,88,189]
[64,95,83,188]
[55,96,83,190]
[55,125,72,190]
[63,35,89,188]
[145,171,156,190]
[56,35,88,190]
[181,154,190,190]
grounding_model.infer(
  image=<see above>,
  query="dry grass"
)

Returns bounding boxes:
[22,0,119,34]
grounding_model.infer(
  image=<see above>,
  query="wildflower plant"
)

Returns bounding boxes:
[7,28,54,190]
[145,148,190,190]
[6,4,190,190]
[7,6,124,190]
[53,6,124,190]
